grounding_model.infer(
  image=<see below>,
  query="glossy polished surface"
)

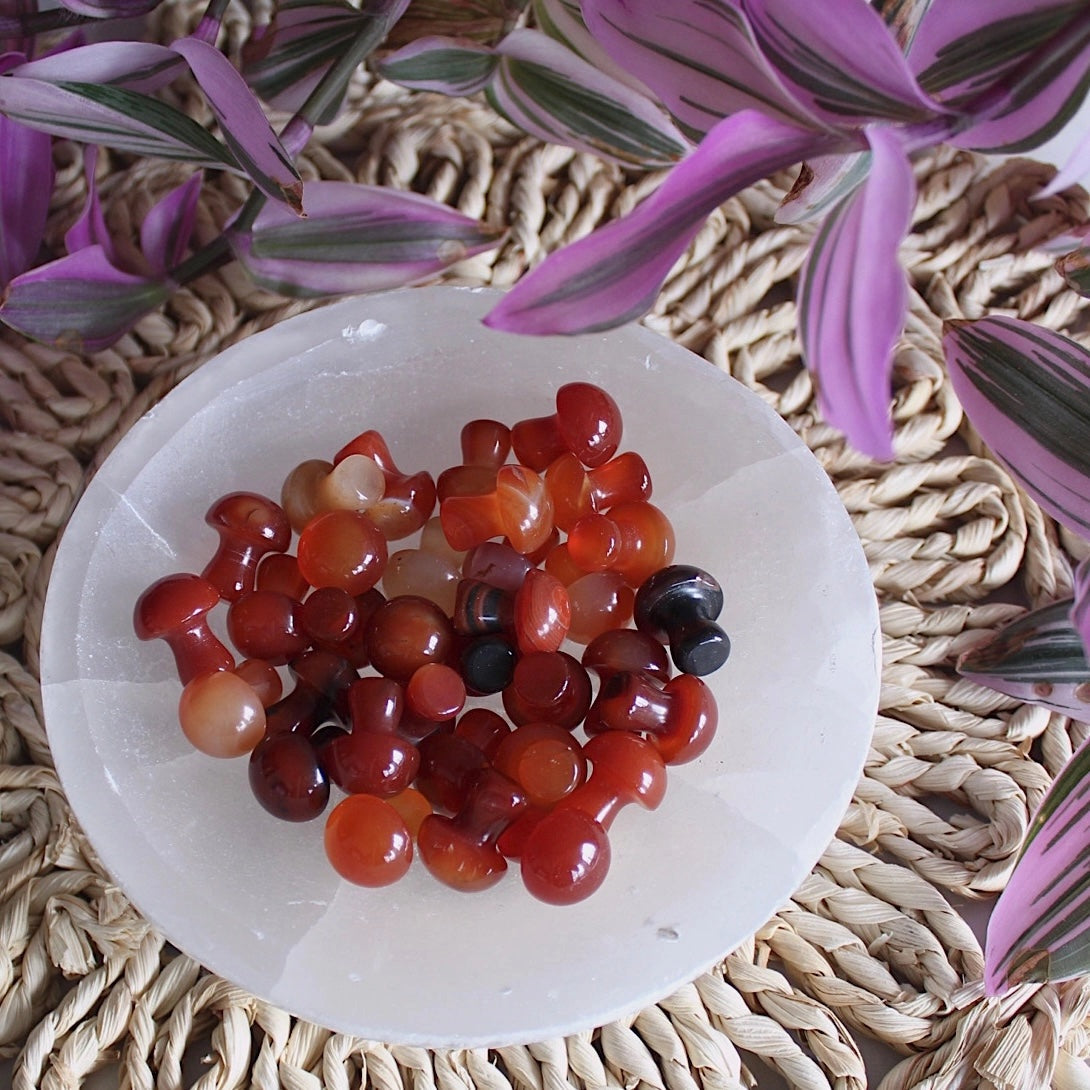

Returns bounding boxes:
[42,286,880,1048]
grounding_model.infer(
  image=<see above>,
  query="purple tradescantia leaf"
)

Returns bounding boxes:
[65,145,118,264]
[381,30,689,166]
[775,150,870,225]
[376,36,497,96]
[956,599,1090,720]
[908,0,1085,104]
[0,245,169,351]
[14,41,183,93]
[230,180,504,297]
[0,110,51,285]
[241,0,382,118]
[484,109,841,335]
[171,37,303,214]
[1074,557,1090,661]
[942,6,1090,153]
[944,316,1090,538]
[531,0,655,97]
[797,126,914,461]
[487,29,689,167]
[0,76,236,167]
[740,0,939,126]
[986,731,1090,993]
[56,0,162,17]
[579,0,817,137]
[140,172,202,276]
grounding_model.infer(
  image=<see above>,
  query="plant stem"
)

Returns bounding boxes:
[283,0,407,147]
[192,0,234,44]
[170,188,267,285]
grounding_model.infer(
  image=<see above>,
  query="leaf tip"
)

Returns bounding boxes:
[282,180,306,217]
[780,162,815,210]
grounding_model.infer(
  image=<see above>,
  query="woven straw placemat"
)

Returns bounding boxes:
[4,8,1090,1088]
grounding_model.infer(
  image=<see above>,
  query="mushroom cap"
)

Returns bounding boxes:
[634,564,724,637]
[133,572,221,640]
[204,491,291,550]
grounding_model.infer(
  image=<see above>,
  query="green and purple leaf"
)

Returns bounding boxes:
[938,5,1090,153]
[379,29,689,167]
[56,0,163,18]
[484,109,840,335]
[384,0,527,48]
[0,244,169,351]
[242,0,382,117]
[13,41,182,92]
[986,730,1090,992]
[944,316,1090,538]
[740,0,939,125]
[171,37,303,214]
[956,599,1090,720]
[65,145,117,264]
[0,76,237,167]
[230,180,504,297]
[798,126,914,461]
[140,172,202,276]
[486,29,689,167]
[579,0,816,137]
[0,109,51,285]
[531,0,655,96]
[908,0,1085,104]
[375,35,497,95]
[1073,556,1090,665]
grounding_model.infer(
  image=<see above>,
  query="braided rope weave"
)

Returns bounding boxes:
[4,8,1090,1085]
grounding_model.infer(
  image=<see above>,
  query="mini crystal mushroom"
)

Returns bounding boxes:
[318,676,420,797]
[133,572,234,684]
[417,767,528,892]
[520,731,667,905]
[202,491,291,601]
[590,670,718,765]
[634,564,730,676]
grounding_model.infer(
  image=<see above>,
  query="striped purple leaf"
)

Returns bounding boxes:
[933,3,1090,153]
[531,0,655,97]
[0,75,236,168]
[797,126,915,461]
[241,0,386,118]
[579,0,815,136]
[0,108,51,286]
[230,180,504,297]
[140,172,202,276]
[957,599,1090,720]
[484,109,840,335]
[375,36,497,96]
[171,37,303,214]
[0,244,169,351]
[740,0,938,125]
[943,317,1090,538]
[55,0,163,18]
[908,0,1085,105]
[487,29,689,167]
[986,731,1090,992]
[13,41,182,92]
[64,145,116,263]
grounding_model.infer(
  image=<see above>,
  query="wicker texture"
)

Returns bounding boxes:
[3,8,1090,1085]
